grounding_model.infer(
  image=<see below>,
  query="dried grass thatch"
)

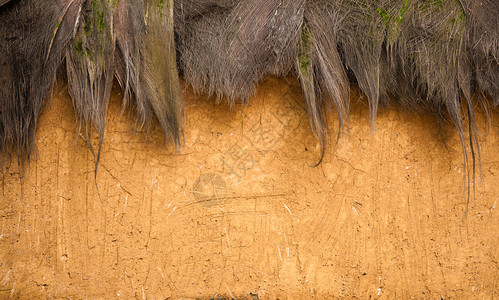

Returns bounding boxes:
[175,0,498,170]
[1,0,73,172]
[0,0,181,175]
[1,0,498,183]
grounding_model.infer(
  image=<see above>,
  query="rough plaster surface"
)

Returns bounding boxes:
[0,77,498,298]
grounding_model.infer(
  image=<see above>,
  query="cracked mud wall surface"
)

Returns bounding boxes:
[1,77,498,298]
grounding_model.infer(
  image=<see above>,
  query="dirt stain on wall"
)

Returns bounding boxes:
[0,77,498,298]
